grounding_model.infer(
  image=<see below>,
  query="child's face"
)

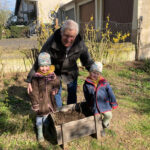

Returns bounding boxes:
[39,65,50,74]
[90,71,101,80]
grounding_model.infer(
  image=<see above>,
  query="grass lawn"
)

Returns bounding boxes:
[0,60,150,150]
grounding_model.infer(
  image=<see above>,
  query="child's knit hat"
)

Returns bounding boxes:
[38,52,51,66]
[90,62,103,73]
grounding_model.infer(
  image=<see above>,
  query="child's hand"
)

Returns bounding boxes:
[32,105,39,112]
[51,89,58,95]
[27,83,32,94]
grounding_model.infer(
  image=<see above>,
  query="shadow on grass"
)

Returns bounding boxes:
[143,78,150,82]
[6,85,31,115]
[128,60,150,76]
[0,113,22,136]
[0,85,34,135]
[135,98,150,114]
[7,85,30,101]
[0,145,3,150]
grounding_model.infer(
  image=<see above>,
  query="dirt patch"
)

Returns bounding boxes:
[125,61,145,69]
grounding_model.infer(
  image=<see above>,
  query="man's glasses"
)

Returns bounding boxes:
[62,34,76,39]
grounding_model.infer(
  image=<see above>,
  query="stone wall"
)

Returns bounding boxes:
[0,41,135,73]
[0,50,32,73]
[102,43,135,64]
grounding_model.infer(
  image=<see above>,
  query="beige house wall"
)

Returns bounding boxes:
[138,0,150,59]
[37,0,71,24]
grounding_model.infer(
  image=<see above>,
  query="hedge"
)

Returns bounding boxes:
[10,25,29,38]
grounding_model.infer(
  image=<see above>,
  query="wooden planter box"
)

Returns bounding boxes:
[49,102,102,149]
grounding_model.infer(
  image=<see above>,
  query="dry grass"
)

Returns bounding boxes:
[0,61,150,150]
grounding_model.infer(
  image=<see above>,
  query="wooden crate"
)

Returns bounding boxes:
[49,102,102,149]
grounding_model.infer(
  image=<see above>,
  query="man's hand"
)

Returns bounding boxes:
[51,89,58,95]
[27,83,32,94]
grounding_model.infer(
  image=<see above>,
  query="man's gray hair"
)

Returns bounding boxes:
[61,20,79,35]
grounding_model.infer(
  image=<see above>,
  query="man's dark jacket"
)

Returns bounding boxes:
[27,28,94,83]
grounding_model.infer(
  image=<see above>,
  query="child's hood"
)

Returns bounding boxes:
[85,76,106,84]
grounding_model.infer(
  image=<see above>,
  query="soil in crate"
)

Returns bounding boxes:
[52,103,93,125]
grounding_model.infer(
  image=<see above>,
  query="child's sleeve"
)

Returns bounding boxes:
[50,78,61,111]
[29,79,40,112]
[83,83,93,105]
[106,83,118,109]
[53,77,61,89]
[51,77,61,95]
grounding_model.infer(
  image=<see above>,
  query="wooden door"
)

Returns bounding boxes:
[79,0,95,35]
[104,0,133,23]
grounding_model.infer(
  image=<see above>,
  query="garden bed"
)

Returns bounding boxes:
[49,102,102,149]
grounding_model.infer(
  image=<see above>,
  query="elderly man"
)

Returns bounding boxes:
[27,19,94,107]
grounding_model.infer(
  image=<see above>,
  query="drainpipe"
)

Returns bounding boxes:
[35,1,39,26]
[135,16,143,61]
